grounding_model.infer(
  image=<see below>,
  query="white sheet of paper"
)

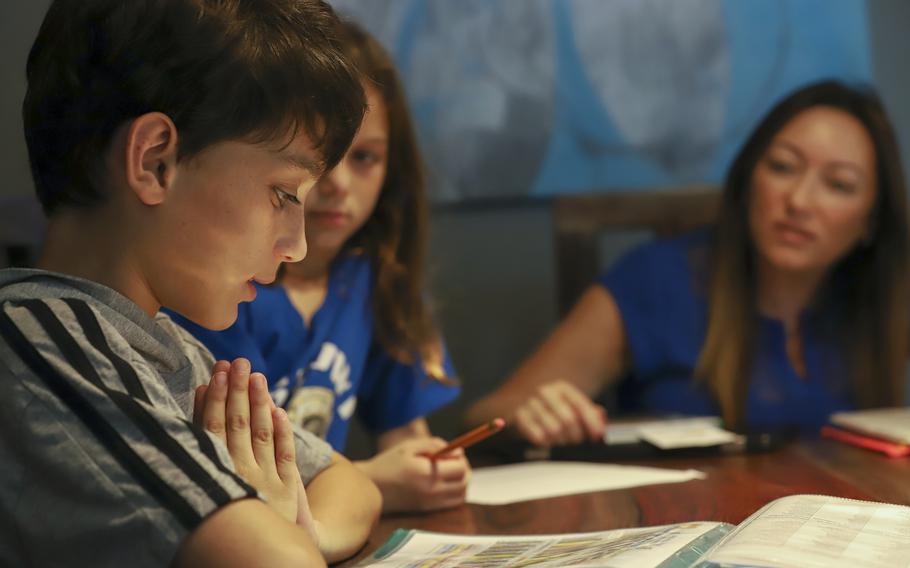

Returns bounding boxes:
[466,462,706,505]
[604,416,732,447]
[637,422,737,449]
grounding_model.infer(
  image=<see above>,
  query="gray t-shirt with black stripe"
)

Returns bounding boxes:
[0,268,333,566]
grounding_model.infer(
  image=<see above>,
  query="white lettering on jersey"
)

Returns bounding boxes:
[330,355,351,395]
[337,395,357,420]
[311,342,352,395]
[310,342,338,372]
[271,375,291,407]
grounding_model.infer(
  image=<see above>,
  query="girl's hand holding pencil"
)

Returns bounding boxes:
[356,420,504,513]
[357,436,472,513]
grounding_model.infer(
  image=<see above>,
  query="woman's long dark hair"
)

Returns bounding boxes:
[696,80,910,428]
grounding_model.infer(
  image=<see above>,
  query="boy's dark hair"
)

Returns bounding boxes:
[24,0,366,215]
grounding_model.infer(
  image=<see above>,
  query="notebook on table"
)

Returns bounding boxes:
[825,407,910,457]
[829,407,910,444]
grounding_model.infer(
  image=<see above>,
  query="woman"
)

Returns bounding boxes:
[467,80,910,445]
[173,21,469,512]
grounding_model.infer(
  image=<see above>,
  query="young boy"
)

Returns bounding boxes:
[0,1,380,566]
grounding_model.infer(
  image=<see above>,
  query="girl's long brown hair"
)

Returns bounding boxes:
[696,80,910,429]
[337,20,450,380]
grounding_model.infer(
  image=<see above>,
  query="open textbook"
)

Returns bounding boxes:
[355,494,910,568]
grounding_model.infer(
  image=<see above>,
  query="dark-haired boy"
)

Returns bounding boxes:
[0,1,381,566]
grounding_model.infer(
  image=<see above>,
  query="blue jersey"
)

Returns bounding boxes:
[600,229,854,432]
[169,255,459,451]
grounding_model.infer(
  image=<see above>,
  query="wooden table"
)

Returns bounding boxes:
[337,437,910,566]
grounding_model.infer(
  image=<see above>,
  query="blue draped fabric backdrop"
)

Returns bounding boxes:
[330,0,872,202]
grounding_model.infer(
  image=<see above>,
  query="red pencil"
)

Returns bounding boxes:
[431,418,506,458]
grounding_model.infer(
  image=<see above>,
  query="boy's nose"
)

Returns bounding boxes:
[276,210,307,263]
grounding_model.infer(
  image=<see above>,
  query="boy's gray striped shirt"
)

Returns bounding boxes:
[0,268,332,566]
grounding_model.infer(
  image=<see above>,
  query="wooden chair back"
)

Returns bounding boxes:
[552,186,721,315]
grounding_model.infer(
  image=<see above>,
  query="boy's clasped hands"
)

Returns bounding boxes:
[193,360,471,516]
[193,358,318,543]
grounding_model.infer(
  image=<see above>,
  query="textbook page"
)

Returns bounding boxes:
[696,494,910,568]
[467,462,705,505]
[356,522,731,568]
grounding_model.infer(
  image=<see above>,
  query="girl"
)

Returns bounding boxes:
[467,80,910,444]
[173,21,469,513]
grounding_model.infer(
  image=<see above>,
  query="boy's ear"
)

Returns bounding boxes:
[124,112,179,205]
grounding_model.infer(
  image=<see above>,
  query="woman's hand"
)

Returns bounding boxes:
[510,380,607,446]
[357,437,471,513]
[466,286,626,447]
